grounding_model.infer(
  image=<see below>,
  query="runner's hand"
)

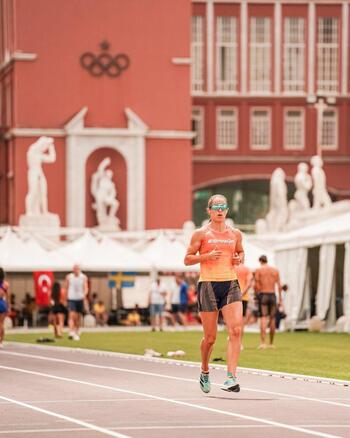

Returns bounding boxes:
[206,246,222,261]
[232,253,241,265]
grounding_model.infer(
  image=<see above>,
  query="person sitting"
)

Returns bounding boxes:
[126,307,141,326]
[93,300,108,326]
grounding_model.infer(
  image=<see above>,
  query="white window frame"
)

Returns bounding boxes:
[216,106,238,150]
[317,17,339,94]
[191,16,205,93]
[283,107,305,150]
[249,17,272,93]
[320,108,338,150]
[250,107,271,150]
[215,16,238,93]
[192,106,204,150]
[283,17,306,94]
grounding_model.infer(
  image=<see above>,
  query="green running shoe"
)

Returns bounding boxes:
[199,372,211,393]
[221,376,240,392]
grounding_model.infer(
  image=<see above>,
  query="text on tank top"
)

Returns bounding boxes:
[67,273,86,300]
[199,225,238,282]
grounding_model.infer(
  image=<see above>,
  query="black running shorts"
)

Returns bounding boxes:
[197,280,242,312]
[259,292,277,318]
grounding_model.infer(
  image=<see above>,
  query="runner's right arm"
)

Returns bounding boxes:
[184,229,222,265]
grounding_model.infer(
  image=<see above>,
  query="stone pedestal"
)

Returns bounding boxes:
[19,213,60,229]
[96,216,121,232]
[285,200,350,231]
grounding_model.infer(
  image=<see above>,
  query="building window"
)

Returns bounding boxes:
[191,16,204,93]
[249,17,271,92]
[216,107,238,150]
[250,108,271,149]
[284,109,304,150]
[215,16,238,92]
[317,17,339,94]
[320,109,338,150]
[283,17,305,93]
[192,107,204,149]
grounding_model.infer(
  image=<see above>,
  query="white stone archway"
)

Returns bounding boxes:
[65,107,146,230]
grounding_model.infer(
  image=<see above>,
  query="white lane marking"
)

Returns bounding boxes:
[6,342,350,387]
[0,395,131,438]
[2,350,350,409]
[1,424,350,435]
[0,397,208,405]
[0,365,340,438]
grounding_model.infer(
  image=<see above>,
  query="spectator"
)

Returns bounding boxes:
[170,275,187,326]
[8,293,19,327]
[149,278,167,332]
[50,281,66,337]
[126,306,141,326]
[21,293,36,327]
[93,300,108,326]
[0,267,10,348]
[66,264,88,340]
[276,284,288,329]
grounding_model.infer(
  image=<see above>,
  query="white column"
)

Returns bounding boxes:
[207,0,214,93]
[241,0,248,94]
[274,1,282,94]
[342,2,349,95]
[308,2,316,96]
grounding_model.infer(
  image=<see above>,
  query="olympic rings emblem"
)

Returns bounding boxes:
[80,52,130,78]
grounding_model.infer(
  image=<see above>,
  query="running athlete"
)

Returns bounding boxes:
[184,194,244,393]
[254,255,282,349]
[0,267,10,349]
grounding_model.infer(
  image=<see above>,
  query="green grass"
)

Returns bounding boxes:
[5,331,350,381]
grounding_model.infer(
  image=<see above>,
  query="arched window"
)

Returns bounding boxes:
[193,179,295,231]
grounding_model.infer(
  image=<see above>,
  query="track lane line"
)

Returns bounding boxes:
[0,364,341,438]
[2,350,350,409]
[0,395,131,438]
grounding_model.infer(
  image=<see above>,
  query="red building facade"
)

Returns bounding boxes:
[0,0,193,230]
[1,0,350,231]
[191,0,350,228]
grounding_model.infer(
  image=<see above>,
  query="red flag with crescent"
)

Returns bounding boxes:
[33,272,54,306]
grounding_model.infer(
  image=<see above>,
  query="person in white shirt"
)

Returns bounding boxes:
[66,264,88,340]
[149,278,167,332]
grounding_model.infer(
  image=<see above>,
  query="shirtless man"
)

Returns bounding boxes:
[184,194,244,393]
[254,255,282,349]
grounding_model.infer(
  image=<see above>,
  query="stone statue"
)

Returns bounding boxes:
[91,157,120,229]
[311,155,332,209]
[25,136,56,216]
[294,162,312,211]
[265,167,288,232]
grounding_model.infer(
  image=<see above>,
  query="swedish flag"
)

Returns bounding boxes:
[108,272,136,288]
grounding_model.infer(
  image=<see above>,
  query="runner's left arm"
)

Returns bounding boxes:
[233,230,244,265]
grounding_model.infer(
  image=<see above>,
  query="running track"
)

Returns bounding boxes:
[1,343,350,438]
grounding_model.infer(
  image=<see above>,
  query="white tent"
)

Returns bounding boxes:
[242,237,275,269]
[0,229,73,272]
[141,233,199,272]
[54,232,151,272]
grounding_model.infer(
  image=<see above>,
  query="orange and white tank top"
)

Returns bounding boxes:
[199,225,238,282]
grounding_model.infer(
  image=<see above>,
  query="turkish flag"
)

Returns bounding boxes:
[33,272,54,307]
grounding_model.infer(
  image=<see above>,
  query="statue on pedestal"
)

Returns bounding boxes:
[293,162,312,211]
[19,136,60,228]
[311,155,332,209]
[25,136,56,215]
[265,168,289,232]
[91,157,120,230]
